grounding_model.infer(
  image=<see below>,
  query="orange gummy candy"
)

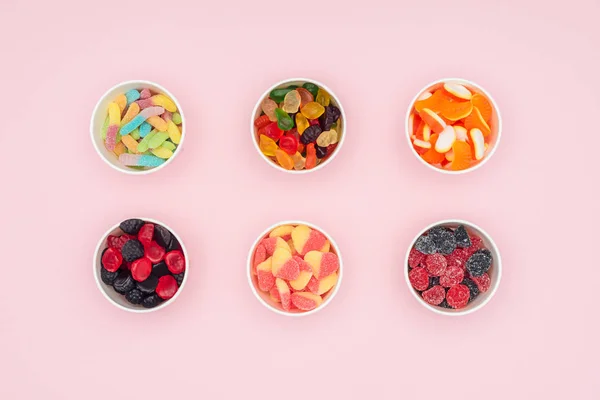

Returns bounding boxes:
[450,140,472,170]
[420,133,446,164]
[275,149,294,170]
[439,100,473,121]
[419,108,446,134]
[471,93,493,123]
[463,106,491,137]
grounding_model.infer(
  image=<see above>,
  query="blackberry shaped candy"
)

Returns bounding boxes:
[142,294,163,309]
[466,249,493,277]
[101,267,119,285]
[428,226,457,255]
[153,225,172,249]
[125,289,144,305]
[414,235,436,255]
[462,277,480,303]
[137,275,159,294]
[173,272,185,286]
[113,270,136,294]
[121,239,144,263]
[120,218,144,235]
[454,225,472,248]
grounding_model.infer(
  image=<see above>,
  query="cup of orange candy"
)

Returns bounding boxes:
[406,78,502,173]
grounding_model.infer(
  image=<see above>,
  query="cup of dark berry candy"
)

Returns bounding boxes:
[251,78,346,173]
[93,218,188,312]
[404,219,501,315]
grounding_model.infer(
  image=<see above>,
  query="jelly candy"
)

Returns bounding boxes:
[279,134,299,156]
[162,110,173,122]
[291,292,322,311]
[291,152,305,170]
[464,107,491,136]
[261,98,278,121]
[261,236,290,256]
[446,284,470,308]
[115,94,127,112]
[151,146,173,159]
[300,125,322,145]
[259,134,278,157]
[269,87,294,103]
[140,88,151,99]
[275,278,291,311]
[269,225,294,240]
[262,122,283,141]
[300,102,325,119]
[471,93,492,123]
[282,90,301,113]
[120,106,164,135]
[315,88,331,106]
[408,267,429,291]
[296,113,310,135]
[125,89,140,105]
[172,112,182,125]
[161,141,176,151]
[291,225,326,255]
[118,153,165,167]
[307,272,338,295]
[471,273,491,293]
[439,99,473,121]
[443,83,472,100]
[113,141,127,157]
[257,257,275,291]
[129,129,141,140]
[303,250,339,280]
[137,131,155,153]
[101,116,109,140]
[315,145,327,159]
[420,134,446,164]
[275,149,294,170]
[419,108,446,134]
[469,128,485,160]
[450,140,472,170]
[289,257,313,291]
[440,264,464,287]
[296,88,314,107]
[139,122,152,138]
[302,82,319,98]
[275,108,294,131]
[434,125,456,153]
[136,94,177,112]
[167,120,182,144]
[121,102,140,125]
[272,248,300,280]
[254,114,271,129]
[425,253,447,276]
[147,115,168,131]
[105,102,121,151]
[121,135,139,153]
[318,105,341,131]
[466,249,492,277]
[453,125,468,141]
[316,129,338,147]
[305,143,317,169]
[148,132,169,149]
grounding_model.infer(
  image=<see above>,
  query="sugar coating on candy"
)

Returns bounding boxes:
[461,277,480,302]
[308,272,338,295]
[409,267,429,291]
[425,254,447,276]
[414,235,436,255]
[408,248,425,268]
[422,285,446,306]
[140,88,151,99]
[257,257,275,291]
[291,292,323,311]
[119,154,165,168]
[260,236,290,256]
[304,251,339,280]
[269,286,281,302]
[446,284,470,309]
[429,226,457,255]
[147,115,168,131]
[466,249,492,277]
[120,106,165,135]
[275,278,291,311]
[454,225,472,248]
[139,122,152,137]
[125,89,140,105]
[272,248,300,281]
[289,256,313,291]
[471,273,491,293]
[439,299,452,309]
[429,276,440,288]
[291,225,327,256]
[440,264,465,287]
[167,120,182,144]
[252,244,267,274]
[466,235,484,256]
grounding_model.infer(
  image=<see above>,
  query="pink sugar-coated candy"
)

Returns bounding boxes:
[272,248,300,281]
[291,292,323,311]
[306,272,338,295]
[162,110,173,122]
[105,125,118,151]
[270,286,281,303]
[252,244,267,275]
[260,237,289,256]
[291,225,328,256]
[140,106,164,118]
[136,98,154,109]
[275,278,291,311]
[140,88,152,99]
[303,251,339,280]
[256,257,275,292]
[289,256,313,291]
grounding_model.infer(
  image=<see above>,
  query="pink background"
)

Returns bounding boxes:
[1,0,598,398]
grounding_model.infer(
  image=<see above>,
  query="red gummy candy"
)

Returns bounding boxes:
[156,275,178,300]
[305,143,317,169]
[254,114,271,129]
[446,284,470,309]
[422,285,445,305]
[138,223,154,246]
[279,134,299,156]
[262,122,283,141]
[326,144,337,156]
[425,254,447,276]
[252,244,267,274]
[131,257,152,282]
[165,250,185,274]
[408,267,429,291]
[145,241,166,264]
[101,247,123,272]
[440,264,464,287]
[107,235,120,249]
[471,273,491,293]
[446,248,469,270]
[408,248,425,268]
[309,119,320,125]
[108,234,134,251]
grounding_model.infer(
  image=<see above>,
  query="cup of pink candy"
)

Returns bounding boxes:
[91,80,185,174]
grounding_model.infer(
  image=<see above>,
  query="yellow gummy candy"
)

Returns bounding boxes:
[166,120,181,144]
[296,113,309,135]
[108,102,121,126]
[121,135,139,153]
[152,94,177,112]
[115,94,127,112]
[151,146,174,159]
[147,115,168,131]
[259,134,278,157]
[315,88,331,107]
[121,102,140,125]
[301,102,325,119]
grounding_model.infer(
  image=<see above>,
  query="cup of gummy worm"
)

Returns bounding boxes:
[91,80,186,174]
[251,78,346,173]
[406,78,501,173]
[94,218,188,313]
[248,221,343,316]
[405,219,501,316]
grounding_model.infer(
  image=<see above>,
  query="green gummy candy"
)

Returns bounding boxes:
[148,132,169,149]
[270,87,293,103]
[287,85,299,90]
[101,116,109,140]
[161,141,176,151]
[130,129,141,140]
[302,82,319,98]
[275,108,294,131]
[172,112,182,125]
[115,133,122,144]
[137,131,157,153]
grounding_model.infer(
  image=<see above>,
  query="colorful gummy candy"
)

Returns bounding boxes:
[407,225,493,310]
[101,88,183,169]
[254,83,342,170]
[252,224,340,313]
[408,82,495,171]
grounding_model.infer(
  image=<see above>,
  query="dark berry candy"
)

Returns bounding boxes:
[466,249,492,277]
[137,274,159,294]
[166,235,181,252]
[121,239,145,263]
[461,277,480,302]
[300,125,322,145]
[113,270,136,294]
[165,250,186,274]
[465,235,484,256]
[439,299,452,309]
[131,257,152,282]
[429,227,457,255]
[454,225,471,248]
[408,248,425,268]
[101,266,119,285]
[408,267,429,291]
[142,293,163,308]
[422,285,446,306]
[428,276,440,288]
[315,144,327,159]
[414,235,436,255]
[138,223,154,246]
[101,247,123,272]
[125,289,144,305]
[425,254,447,276]
[153,224,172,249]
[152,261,171,277]
[318,105,341,131]
[440,264,465,288]
[174,272,185,286]
[113,234,134,251]
[145,241,166,264]
[471,273,491,293]
[120,219,145,235]
[156,275,178,300]
[446,284,470,309]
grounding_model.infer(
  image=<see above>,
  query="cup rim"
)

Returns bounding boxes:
[250,78,347,174]
[403,219,502,316]
[247,220,343,316]
[90,80,186,176]
[93,217,189,313]
[405,77,502,175]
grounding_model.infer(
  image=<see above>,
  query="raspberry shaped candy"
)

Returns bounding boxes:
[121,239,145,263]
[408,248,425,268]
[454,225,472,248]
[471,273,491,293]
[440,264,464,287]
[120,218,144,235]
[165,250,186,274]
[425,254,447,276]
[144,241,166,264]
[138,223,154,246]
[156,275,178,300]
[101,247,123,272]
[466,249,492,277]
[131,257,152,282]
[409,267,429,291]
[422,285,445,306]
[446,284,470,309]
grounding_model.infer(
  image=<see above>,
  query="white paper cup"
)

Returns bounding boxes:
[251,78,346,174]
[93,217,189,313]
[404,219,502,316]
[405,78,502,174]
[247,220,343,316]
[90,80,186,175]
